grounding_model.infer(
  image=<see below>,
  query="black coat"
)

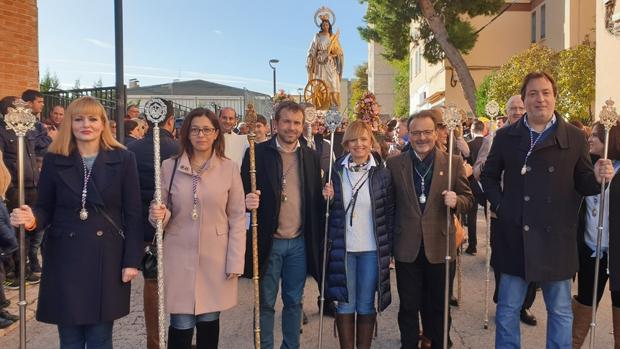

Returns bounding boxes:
[325,154,394,311]
[127,129,179,242]
[481,115,600,282]
[577,155,620,291]
[240,136,325,280]
[34,149,143,325]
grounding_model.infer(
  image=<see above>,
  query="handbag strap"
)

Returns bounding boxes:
[150,157,179,245]
[95,206,125,240]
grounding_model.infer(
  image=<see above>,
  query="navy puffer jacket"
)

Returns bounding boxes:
[325,153,394,311]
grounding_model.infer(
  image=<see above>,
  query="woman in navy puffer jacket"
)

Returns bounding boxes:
[323,120,394,349]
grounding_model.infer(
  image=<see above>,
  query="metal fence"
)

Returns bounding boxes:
[43,86,122,121]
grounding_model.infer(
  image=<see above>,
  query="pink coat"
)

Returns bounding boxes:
[159,152,246,314]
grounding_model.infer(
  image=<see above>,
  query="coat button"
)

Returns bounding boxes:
[548,166,555,173]
[526,166,532,173]
[545,226,552,232]
[96,230,104,237]
[523,225,530,232]
[524,195,530,202]
[69,232,75,238]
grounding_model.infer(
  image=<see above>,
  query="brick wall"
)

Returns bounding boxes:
[0,0,39,99]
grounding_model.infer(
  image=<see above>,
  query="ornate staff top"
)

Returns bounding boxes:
[324,107,343,133]
[5,99,37,137]
[244,103,258,133]
[144,98,168,124]
[304,105,318,125]
[485,100,500,119]
[444,105,461,132]
[599,99,619,131]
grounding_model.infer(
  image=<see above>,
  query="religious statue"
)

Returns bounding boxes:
[305,6,344,110]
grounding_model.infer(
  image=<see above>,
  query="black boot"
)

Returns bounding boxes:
[167,326,194,349]
[195,319,219,349]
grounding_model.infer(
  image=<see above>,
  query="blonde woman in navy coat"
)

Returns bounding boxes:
[10,96,143,349]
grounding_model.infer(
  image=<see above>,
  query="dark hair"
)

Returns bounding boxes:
[0,96,18,116]
[520,72,558,100]
[21,89,42,102]
[178,108,225,159]
[472,120,485,133]
[256,114,268,126]
[407,110,437,131]
[146,99,174,128]
[124,119,139,136]
[386,119,398,131]
[319,19,333,35]
[569,119,584,130]
[127,104,139,112]
[274,100,305,123]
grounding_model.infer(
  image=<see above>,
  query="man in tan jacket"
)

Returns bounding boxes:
[387,110,473,348]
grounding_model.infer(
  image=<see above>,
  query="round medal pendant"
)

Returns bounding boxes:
[79,208,88,221]
[191,209,198,221]
[520,165,527,175]
[419,194,427,204]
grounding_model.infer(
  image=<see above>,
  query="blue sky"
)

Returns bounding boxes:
[38,0,369,95]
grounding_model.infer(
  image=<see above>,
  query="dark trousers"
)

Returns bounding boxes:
[395,248,451,349]
[465,194,485,250]
[493,269,536,309]
[576,241,620,307]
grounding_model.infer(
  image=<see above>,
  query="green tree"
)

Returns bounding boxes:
[349,63,368,118]
[358,0,505,114]
[391,56,410,118]
[556,44,595,123]
[475,72,495,118]
[488,44,557,112]
[488,43,595,123]
[93,77,103,88]
[40,69,60,92]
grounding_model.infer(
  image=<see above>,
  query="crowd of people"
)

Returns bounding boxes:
[0,70,618,349]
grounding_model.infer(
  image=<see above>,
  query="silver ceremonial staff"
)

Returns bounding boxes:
[483,100,500,330]
[144,98,168,349]
[318,107,343,349]
[589,99,619,349]
[442,105,461,349]
[5,99,37,349]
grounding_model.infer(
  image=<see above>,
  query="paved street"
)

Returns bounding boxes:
[0,210,615,348]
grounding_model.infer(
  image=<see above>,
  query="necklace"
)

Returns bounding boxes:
[414,163,433,204]
[344,168,370,225]
[190,158,210,220]
[280,155,298,202]
[80,157,94,220]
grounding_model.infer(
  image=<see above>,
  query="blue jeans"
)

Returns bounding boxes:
[496,273,572,349]
[336,251,378,315]
[57,322,113,349]
[170,312,220,330]
[260,236,306,349]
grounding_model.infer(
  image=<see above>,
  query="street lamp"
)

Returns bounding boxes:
[297,87,303,103]
[269,59,279,96]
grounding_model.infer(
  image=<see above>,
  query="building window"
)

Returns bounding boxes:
[540,4,546,39]
[531,11,537,43]
[415,49,421,76]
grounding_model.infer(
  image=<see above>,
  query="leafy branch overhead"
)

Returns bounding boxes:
[358,0,504,63]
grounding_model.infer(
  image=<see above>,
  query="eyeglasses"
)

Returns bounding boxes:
[409,130,435,138]
[190,127,216,136]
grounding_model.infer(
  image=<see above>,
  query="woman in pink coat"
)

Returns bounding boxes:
[149,108,246,348]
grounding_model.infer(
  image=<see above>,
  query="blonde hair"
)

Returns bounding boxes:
[341,120,377,150]
[0,151,11,199]
[48,96,124,156]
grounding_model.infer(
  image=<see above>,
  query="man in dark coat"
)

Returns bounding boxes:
[127,99,179,349]
[464,120,485,255]
[387,110,473,349]
[481,72,614,348]
[243,101,325,349]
